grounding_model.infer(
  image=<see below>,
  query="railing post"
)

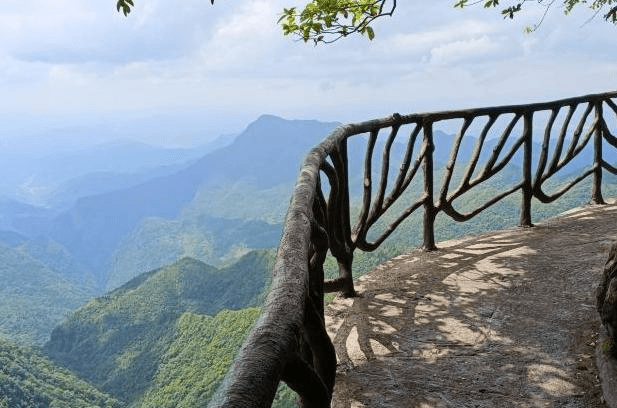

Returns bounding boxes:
[519,111,534,227]
[591,100,605,205]
[422,119,437,251]
[337,255,356,297]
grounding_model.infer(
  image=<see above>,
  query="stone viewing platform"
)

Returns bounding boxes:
[327,199,617,407]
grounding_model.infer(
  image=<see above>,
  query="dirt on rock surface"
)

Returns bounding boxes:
[326,200,617,407]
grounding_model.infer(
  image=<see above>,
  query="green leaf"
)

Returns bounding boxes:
[116,0,131,16]
[605,6,617,22]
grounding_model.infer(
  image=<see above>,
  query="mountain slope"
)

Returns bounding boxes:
[2,137,233,206]
[0,198,53,236]
[0,336,123,408]
[0,241,96,345]
[135,309,296,408]
[44,251,274,403]
[105,213,282,291]
[47,115,338,283]
[45,132,237,210]
[135,309,261,408]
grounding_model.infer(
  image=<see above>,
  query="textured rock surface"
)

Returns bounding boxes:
[596,328,617,408]
[597,242,617,343]
[596,242,617,408]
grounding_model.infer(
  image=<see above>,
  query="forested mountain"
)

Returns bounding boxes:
[44,251,275,404]
[44,115,338,289]
[105,214,282,291]
[0,238,97,345]
[0,336,123,408]
[0,115,341,348]
[1,113,609,347]
[0,113,613,408]
[0,248,296,407]
[135,309,296,408]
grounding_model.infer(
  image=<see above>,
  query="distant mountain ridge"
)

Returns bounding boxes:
[45,133,238,209]
[1,112,611,407]
[105,213,282,291]
[46,115,339,289]
[1,137,232,207]
[1,113,605,350]
[0,198,54,235]
[0,115,341,349]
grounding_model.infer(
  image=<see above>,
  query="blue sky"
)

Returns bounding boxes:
[0,0,615,150]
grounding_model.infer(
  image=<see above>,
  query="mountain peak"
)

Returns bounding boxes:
[250,114,339,128]
[255,113,284,122]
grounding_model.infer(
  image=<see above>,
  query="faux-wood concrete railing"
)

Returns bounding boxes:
[208,91,617,407]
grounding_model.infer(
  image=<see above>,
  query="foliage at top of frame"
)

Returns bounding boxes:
[116,0,616,44]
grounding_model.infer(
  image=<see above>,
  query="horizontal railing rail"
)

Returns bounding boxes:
[208,91,617,407]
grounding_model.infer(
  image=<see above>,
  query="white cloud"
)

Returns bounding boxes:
[0,0,224,64]
[429,35,504,65]
[194,0,282,74]
[389,19,498,51]
[0,0,615,144]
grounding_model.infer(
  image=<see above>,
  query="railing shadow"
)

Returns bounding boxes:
[330,201,617,407]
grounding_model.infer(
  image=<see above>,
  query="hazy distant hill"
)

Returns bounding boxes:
[0,230,98,346]
[1,134,237,206]
[46,133,238,210]
[48,164,196,211]
[106,214,282,291]
[47,117,600,291]
[0,198,54,236]
[45,115,338,288]
[45,251,274,404]
[0,229,29,246]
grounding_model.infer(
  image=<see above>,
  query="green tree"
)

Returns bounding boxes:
[117,0,616,43]
[455,0,617,33]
